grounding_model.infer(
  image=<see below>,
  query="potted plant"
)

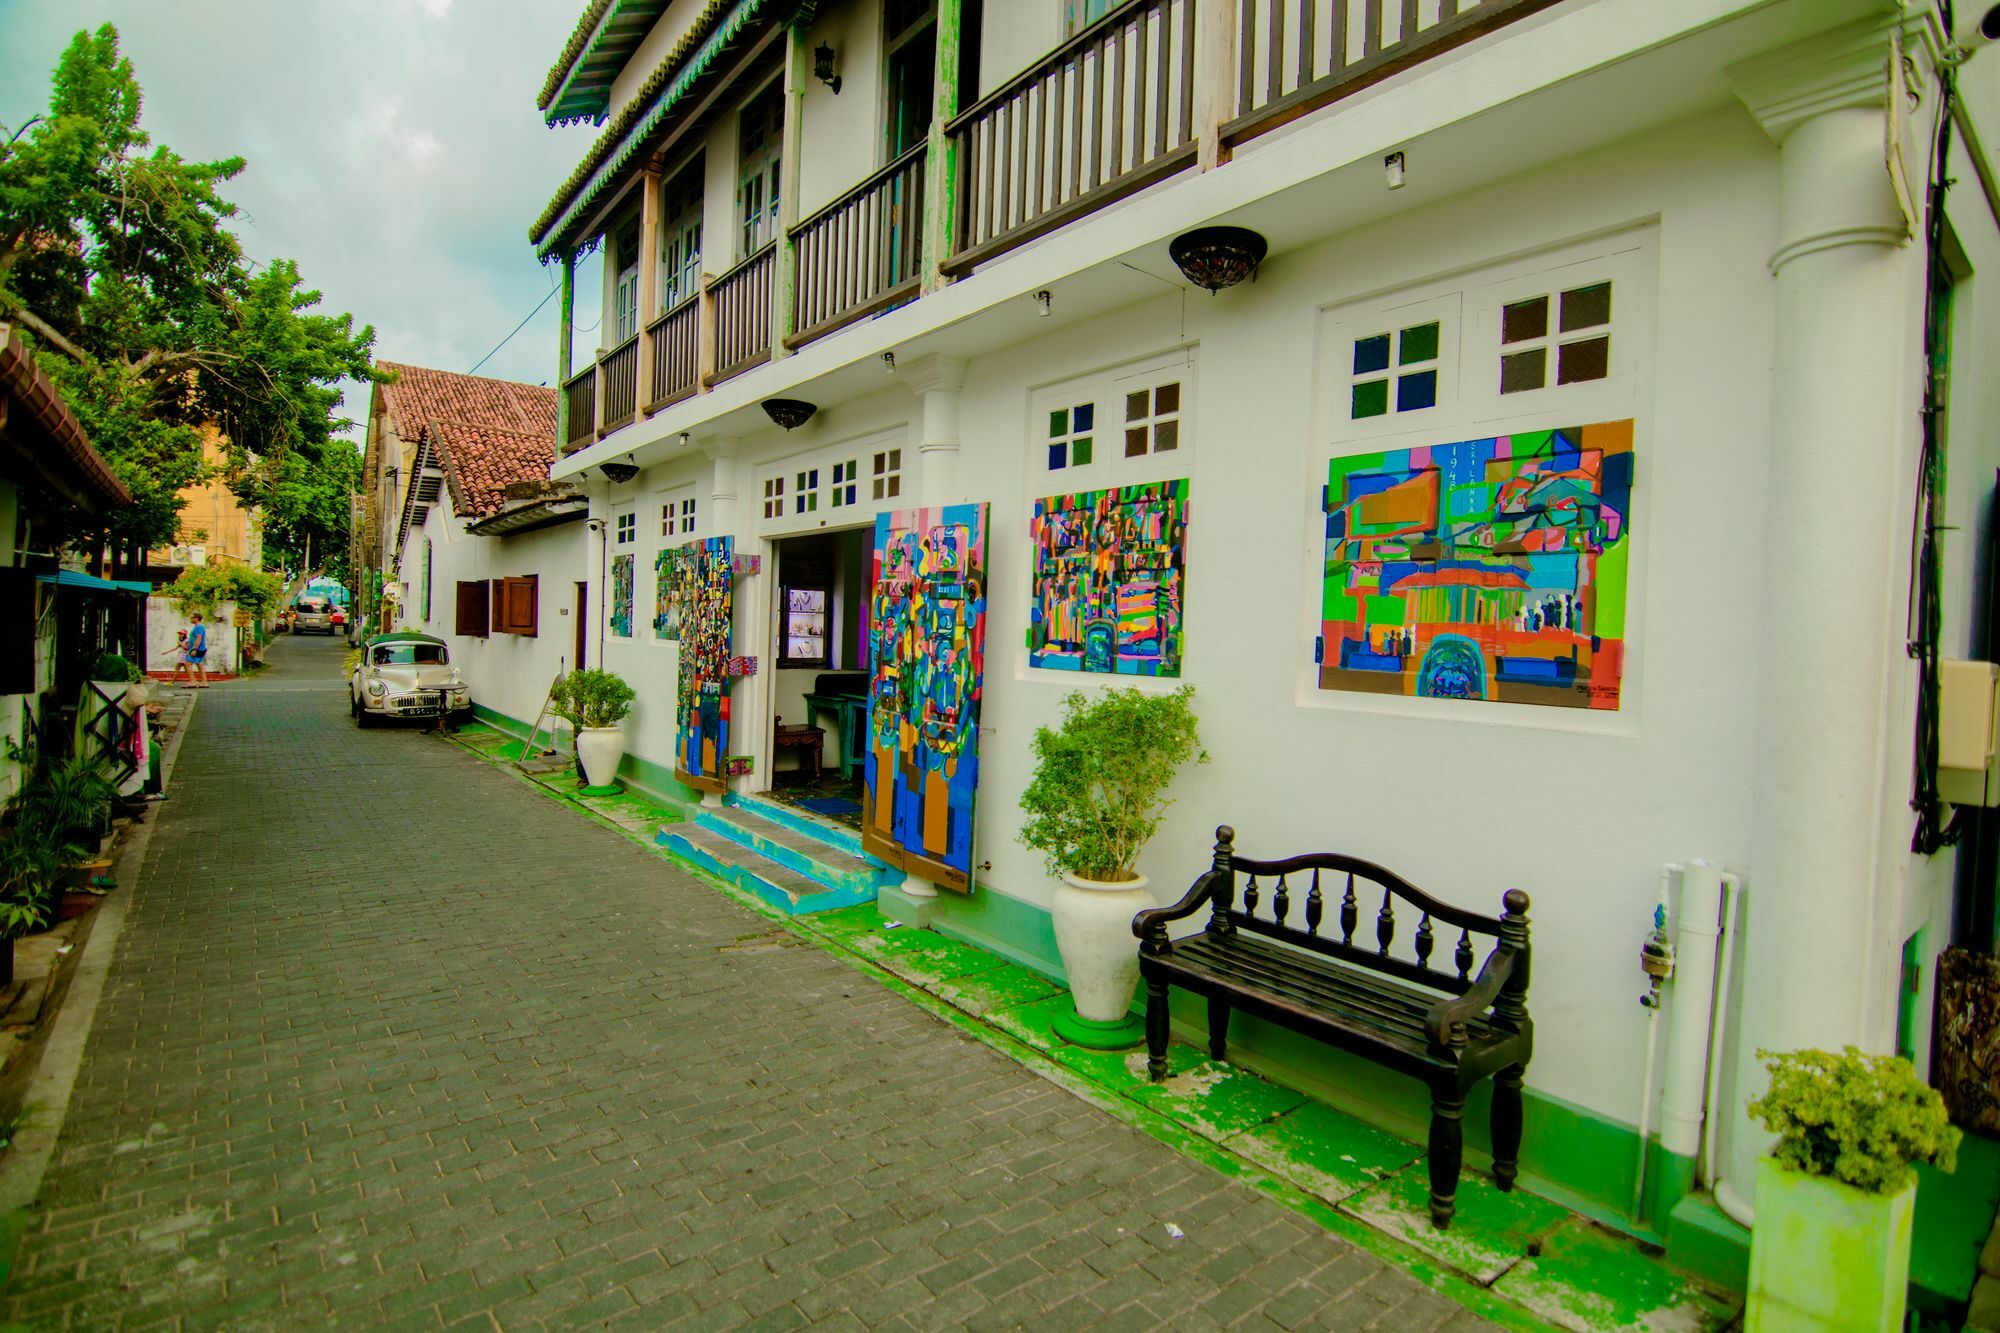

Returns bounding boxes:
[550,669,637,794]
[1744,1046,1959,1332]
[1019,685,1206,1048]
[0,825,66,984]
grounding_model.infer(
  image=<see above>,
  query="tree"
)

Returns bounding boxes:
[0,25,376,556]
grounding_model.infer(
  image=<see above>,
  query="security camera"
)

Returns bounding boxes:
[585,517,605,532]
[1958,3,2000,52]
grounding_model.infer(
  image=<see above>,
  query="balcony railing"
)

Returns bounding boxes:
[1227,0,1558,143]
[648,293,702,411]
[600,333,641,432]
[710,241,775,384]
[562,366,595,449]
[790,144,927,350]
[945,0,1198,275]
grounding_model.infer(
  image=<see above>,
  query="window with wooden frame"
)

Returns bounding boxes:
[779,584,831,667]
[884,0,937,161]
[871,448,902,500]
[737,82,784,257]
[1499,281,1612,395]
[658,161,704,314]
[420,540,433,622]
[763,475,785,519]
[455,580,490,637]
[1120,379,1182,457]
[612,213,642,345]
[1063,0,1116,34]
[490,575,539,636]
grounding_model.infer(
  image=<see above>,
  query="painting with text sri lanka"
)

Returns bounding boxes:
[1320,420,1633,710]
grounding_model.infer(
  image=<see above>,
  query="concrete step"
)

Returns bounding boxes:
[656,824,877,916]
[695,803,897,899]
[727,791,874,860]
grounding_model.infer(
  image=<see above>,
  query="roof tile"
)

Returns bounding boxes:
[375,361,558,519]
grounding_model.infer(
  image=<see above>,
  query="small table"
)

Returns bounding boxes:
[773,717,825,783]
[801,692,868,780]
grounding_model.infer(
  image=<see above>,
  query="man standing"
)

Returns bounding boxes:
[171,612,210,690]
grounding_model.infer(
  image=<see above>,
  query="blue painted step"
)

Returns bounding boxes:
[726,791,875,860]
[655,799,896,916]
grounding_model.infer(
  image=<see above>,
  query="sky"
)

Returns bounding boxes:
[0,0,608,444]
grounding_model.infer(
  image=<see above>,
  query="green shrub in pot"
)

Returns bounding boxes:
[550,670,636,790]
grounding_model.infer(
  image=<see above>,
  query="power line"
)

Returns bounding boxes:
[467,283,559,375]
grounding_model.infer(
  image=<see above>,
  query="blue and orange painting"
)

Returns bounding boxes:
[673,536,734,791]
[1320,421,1634,710]
[1029,479,1189,677]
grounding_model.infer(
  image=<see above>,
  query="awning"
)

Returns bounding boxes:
[467,494,590,537]
[37,570,152,595]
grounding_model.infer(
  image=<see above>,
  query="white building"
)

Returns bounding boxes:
[528,0,2000,1290]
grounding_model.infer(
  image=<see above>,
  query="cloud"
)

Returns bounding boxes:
[0,0,600,440]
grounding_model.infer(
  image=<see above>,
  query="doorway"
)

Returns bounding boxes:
[767,525,871,827]
[573,581,588,672]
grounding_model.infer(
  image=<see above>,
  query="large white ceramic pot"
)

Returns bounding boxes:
[574,725,626,791]
[1052,871,1151,1049]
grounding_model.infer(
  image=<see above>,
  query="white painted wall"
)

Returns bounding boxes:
[146,598,240,676]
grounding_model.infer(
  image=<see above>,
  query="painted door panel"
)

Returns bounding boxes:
[673,536,734,794]
[864,504,988,891]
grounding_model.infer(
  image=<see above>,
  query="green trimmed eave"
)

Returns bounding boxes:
[532,0,779,260]
[540,0,674,127]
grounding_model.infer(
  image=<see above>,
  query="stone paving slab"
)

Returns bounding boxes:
[0,636,1497,1330]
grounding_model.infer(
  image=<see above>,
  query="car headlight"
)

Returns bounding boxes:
[366,680,386,698]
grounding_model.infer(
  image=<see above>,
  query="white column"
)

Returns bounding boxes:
[1722,16,1927,1207]
[701,437,742,808]
[899,354,970,507]
[581,479,608,673]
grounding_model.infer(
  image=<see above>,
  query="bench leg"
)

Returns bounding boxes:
[1207,997,1230,1063]
[1427,1090,1465,1230]
[1492,1064,1524,1192]
[1145,978,1170,1082]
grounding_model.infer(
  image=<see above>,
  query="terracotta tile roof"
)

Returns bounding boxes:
[375,361,558,519]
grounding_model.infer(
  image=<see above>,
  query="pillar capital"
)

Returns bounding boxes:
[697,435,740,463]
[896,353,968,397]
[1727,14,1936,146]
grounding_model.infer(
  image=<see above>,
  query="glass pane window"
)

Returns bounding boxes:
[1123,380,1183,457]
[1047,402,1095,471]
[763,475,785,520]
[616,512,636,544]
[872,448,903,500]
[661,502,674,537]
[679,497,697,534]
[1500,281,1611,394]
[831,460,859,508]
[794,468,820,514]
[659,167,704,312]
[1351,322,1440,419]
[738,85,783,256]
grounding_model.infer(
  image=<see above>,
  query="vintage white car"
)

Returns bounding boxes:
[349,632,471,726]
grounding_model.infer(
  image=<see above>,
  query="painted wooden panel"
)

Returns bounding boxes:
[672,536,734,793]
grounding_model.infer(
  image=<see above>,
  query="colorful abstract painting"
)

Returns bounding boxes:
[609,554,635,638]
[653,549,680,640]
[1320,420,1633,710]
[864,503,988,892]
[1029,479,1189,676]
[671,537,734,793]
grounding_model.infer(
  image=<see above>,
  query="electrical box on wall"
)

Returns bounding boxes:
[1938,660,2000,807]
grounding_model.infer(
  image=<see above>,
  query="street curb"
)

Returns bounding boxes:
[0,689,200,1218]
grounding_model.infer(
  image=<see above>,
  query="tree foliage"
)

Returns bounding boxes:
[161,561,281,619]
[0,25,376,558]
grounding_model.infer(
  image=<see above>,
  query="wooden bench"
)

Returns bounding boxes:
[1133,826,1533,1230]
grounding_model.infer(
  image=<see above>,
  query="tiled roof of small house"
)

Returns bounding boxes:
[374,361,558,519]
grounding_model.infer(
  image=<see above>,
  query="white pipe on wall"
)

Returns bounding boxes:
[1630,864,1679,1223]
[1700,873,1744,1188]
[1660,861,1727,1161]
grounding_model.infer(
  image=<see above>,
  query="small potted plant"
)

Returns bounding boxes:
[1744,1046,1959,1332]
[0,828,65,984]
[1019,685,1206,1048]
[550,669,637,794]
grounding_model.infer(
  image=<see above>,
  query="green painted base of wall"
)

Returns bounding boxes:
[876,883,938,928]
[470,705,700,818]
[1667,1193,1751,1296]
[926,883,1064,984]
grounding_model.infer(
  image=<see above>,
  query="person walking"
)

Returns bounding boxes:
[171,613,210,689]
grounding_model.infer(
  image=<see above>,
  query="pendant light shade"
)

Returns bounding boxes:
[762,398,818,430]
[1169,226,1269,292]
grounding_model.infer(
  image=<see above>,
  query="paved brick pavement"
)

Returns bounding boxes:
[0,635,1493,1330]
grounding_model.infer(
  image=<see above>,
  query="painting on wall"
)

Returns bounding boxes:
[1028,479,1189,676]
[653,549,680,640]
[610,553,635,638]
[672,536,734,792]
[865,503,988,892]
[1319,420,1633,710]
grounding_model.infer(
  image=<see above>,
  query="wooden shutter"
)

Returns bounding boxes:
[455,580,489,637]
[495,576,538,637]
[0,568,36,695]
[491,580,507,633]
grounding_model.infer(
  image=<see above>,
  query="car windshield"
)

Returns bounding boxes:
[297,601,328,614]
[371,644,447,666]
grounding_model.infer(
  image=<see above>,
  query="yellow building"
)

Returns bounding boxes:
[150,426,262,569]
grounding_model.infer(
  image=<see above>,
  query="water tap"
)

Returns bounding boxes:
[1639,902,1674,1008]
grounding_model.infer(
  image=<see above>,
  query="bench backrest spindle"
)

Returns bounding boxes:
[1304,869,1323,936]
[1340,873,1357,945]
[1415,913,1434,969]
[1273,875,1290,926]
[1455,929,1474,982]
[1377,889,1395,957]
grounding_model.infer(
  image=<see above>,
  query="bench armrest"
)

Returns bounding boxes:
[1423,945,1519,1047]
[1132,869,1224,950]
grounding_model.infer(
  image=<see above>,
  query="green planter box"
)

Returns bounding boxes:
[1747,1156,1916,1332]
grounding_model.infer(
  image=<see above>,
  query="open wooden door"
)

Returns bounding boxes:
[863,503,988,891]
[672,537,734,794]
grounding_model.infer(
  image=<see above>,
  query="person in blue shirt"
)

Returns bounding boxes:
[171,612,210,690]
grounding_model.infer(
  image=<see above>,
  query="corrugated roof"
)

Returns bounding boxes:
[374,362,558,519]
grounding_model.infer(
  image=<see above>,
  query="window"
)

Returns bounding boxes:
[661,501,675,537]
[420,540,433,622]
[1063,0,1116,33]
[831,460,858,508]
[1500,281,1611,394]
[1047,403,1095,470]
[738,83,783,256]
[779,584,830,667]
[885,0,937,160]
[763,475,785,519]
[872,449,903,500]
[612,214,641,344]
[659,163,704,313]
[1123,381,1181,457]
[455,580,490,638]
[1351,321,1440,419]
[616,511,636,544]
[679,496,697,534]
[373,642,448,666]
[794,467,820,515]
[491,575,539,636]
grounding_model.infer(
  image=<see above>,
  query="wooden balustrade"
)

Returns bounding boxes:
[709,242,775,384]
[562,366,596,449]
[599,333,641,432]
[790,145,927,350]
[1227,0,1555,145]
[946,0,1198,274]
[647,294,701,411]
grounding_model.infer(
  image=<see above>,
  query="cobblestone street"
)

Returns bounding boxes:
[0,636,1487,1330]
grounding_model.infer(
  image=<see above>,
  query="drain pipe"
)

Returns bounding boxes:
[1659,861,1728,1188]
[1709,874,1754,1229]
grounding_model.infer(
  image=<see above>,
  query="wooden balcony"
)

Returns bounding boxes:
[789,144,926,350]
[562,366,595,451]
[945,0,1199,276]
[710,241,775,385]
[647,293,701,412]
[599,333,641,432]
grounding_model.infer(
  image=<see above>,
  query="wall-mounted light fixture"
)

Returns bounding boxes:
[762,398,818,430]
[814,43,842,94]
[882,351,897,373]
[1384,151,1407,190]
[678,431,691,448]
[598,458,640,484]
[1034,290,1052,318]
[1168,226,1268,293]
